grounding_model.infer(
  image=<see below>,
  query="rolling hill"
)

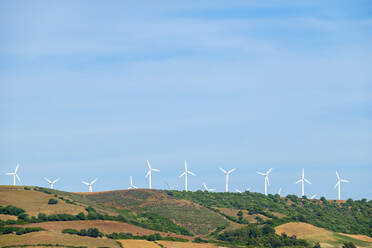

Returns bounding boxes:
[0,185,371,248]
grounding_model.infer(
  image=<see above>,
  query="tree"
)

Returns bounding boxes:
[48,198,58,205]
[313,243,321,248]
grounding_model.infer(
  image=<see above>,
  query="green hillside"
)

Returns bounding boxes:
[0,186,371,248]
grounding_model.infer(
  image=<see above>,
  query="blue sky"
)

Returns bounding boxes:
[1,0,371,199]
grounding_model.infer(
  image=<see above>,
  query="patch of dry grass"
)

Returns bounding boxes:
[0,186,86,217]
[119,239,160,248]
[158,241,220,248]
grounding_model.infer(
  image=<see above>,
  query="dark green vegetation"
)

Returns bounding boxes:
[217,224,309,247]
[168,190,372,237]
[342,242,357,248]
[48,198,58,204]
[62,228,103,238]
[0,225,44,235]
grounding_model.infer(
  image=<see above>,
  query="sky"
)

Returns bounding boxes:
[1,0,371,199]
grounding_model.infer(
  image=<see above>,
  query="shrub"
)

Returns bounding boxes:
[48,198,58,205]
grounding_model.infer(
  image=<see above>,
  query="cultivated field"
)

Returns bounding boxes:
[275,222,372,248]
[20,220,192,239]
[0,231,121,247]
[158,241,221,248]
[119,239,160,248]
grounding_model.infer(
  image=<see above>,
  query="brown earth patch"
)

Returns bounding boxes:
[19,220,192,240]
[158,241,220,248]
[0,231,120,247]
[119,239,160,248]
[341,234,372,243]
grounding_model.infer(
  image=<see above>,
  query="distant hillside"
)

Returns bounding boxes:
[0,186,371,248]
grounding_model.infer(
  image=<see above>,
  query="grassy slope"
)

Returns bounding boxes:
[1,186,371,247]
[275,222,372,248]
[79,189,228,235]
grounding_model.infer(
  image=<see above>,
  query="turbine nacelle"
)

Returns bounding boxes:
[82,178,97,192]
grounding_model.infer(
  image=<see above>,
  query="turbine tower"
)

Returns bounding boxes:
[179,160,195,192]
[6,164,21,186]
[82,178,97,192]
[295,168,311,197]
[335,171,350,200]
[145,160,160,189]
[219,168,235,192]
[202,182,215,192]
[256,168,272,196]
[44,177,60,189]
[128,176,137,189]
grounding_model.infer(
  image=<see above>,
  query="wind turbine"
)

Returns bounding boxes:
[219,168,235,192]
[145,160,160,189]
[278,187,282,196]
[245,187,251,192]
[234,188,242,193]
[6,164,21,186]
[128,176,137,189]
[295,168,311,197]
[164,181,175,190]
[82,178,97,192]
[44,177,60,189]
[202,182,215,192]
[310,194,317,199]
[179,160,195,192]
[335,171,350,200]
[256,168,272,196]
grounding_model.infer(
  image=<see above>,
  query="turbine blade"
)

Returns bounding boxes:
[256,172,265,176]
[334,181,340,188]
[179,172,186,178]
[54,178,60,183]
[336,171,340,180]
[44,177,52,183]
[82,181,89,185]
[6,173,14,175]
[228,168,236,174]
[152,168,160,172]
[147,160,151,169]
[266,168,272,174]
[184,160,188,171]
[219,167,227,174]
[304,178,311,184]
[266,176,270,186]
[16,174,21,183]
[188,171,196,176]
[341,179,350,183]
[145,171,150,178]
[15,164,19,173]
[91,178,98,185]
[202,183,207,190]
[295,179,302,184]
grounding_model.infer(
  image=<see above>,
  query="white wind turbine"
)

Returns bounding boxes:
[165,182,175,190]
[245,187,251,192]
[82,178,97,192]
[234,188,242,193]
[310,194,317,199]
[256,168,272,196]
[335,171,350,200]
[179,160,195,192]
[128,176,137,189]
[146,160,160,189]
[295,168,311,197]
[6,164,21,186]
[219,168,235,192]
[278,187,282,196]
[44,177,60,189]
[202,182,215,192]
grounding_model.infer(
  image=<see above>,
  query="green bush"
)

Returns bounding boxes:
[48,198,58,205]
